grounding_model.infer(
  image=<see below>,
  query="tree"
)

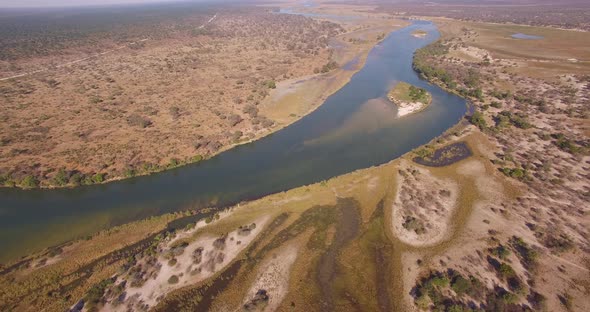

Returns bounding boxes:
[469,111,487,130]
[53,168,68,186]
[21,175,39,189]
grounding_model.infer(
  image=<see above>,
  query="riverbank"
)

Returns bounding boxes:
[0,8,408,190]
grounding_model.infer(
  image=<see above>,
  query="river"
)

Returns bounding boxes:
[0,20,467,263]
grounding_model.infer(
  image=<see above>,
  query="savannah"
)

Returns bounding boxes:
[0,1,588,312]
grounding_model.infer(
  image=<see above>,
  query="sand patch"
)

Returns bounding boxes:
[242,243,300,311]
[391,160,459,247]
[396,101,428,117]
[103,216,270,311]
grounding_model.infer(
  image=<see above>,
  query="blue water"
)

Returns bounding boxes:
[0,21,467,263]
[511,33,543,40]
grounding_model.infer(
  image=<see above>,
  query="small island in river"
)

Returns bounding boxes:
[412,29,427,38]
[387,82,432,117]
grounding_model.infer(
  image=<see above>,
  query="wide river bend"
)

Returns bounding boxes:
[0,21,467,263]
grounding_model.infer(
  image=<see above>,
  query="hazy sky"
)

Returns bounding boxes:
[0,0,193,8]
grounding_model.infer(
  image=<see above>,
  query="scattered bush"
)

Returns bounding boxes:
[127,114,152,128]
[92,173,105,184]
[52,168,68,186]
[168,275,179,284]
[469,111,487,130]
[21,175,39,189]
[451,276,472,296]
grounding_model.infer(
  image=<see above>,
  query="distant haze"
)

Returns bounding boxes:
[0,0,204,8]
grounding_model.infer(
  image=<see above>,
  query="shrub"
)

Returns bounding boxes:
[85,278,114,309]
[490,101,502,108]
[528,292,547,310]
[168,275,179,284]
[415,293,430,309]
[499,263,516,279]
[510,236,539,269]
[69,173,82,186]
[265,80,276,89]
[169,158,180,168]
[490,245,511,259]
[53,168,68,186]
[469,111,487,130]
[431,276,450,288]
[321,61,338,73]
[127,114,152,128]
[124,168,136,178]
[21,175,39,189]
[502,292,519,304]
[92,173,105,184]
[501,167,526,180]
[451,276,472,296]
[191,155,203,163]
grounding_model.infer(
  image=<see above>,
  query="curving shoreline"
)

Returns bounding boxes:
[0,20,468,264]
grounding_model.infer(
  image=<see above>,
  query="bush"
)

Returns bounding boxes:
[502,292,519,304]
[501,167,527,180]
[321,61,338,73]
[499,263,516,279]
[124,168,136,178]
[265,80,276,89]
[510,236,539,269]
[469,111,487,130]
[490,245,510,259]
[169,158,180,168]
[191,155,203,163]
[53,168,68,186]
[127,114,152,128]
[451,276,472,296]
[69,173,82,186]
[92,173,105,184]
[21,175,39,188]
[490,101,502,108]
[168,275,179,284]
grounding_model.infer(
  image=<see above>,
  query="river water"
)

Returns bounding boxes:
[0,21,467,263]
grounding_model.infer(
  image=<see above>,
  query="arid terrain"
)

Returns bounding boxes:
[0,1,588,312]
[0,2,406,188]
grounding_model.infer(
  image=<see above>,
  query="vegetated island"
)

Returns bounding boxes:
[387,82,432,117]
[412,29,427,38]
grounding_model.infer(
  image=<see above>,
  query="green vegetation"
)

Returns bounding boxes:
[85,278,115,311]
[264,80,276,89]
[387,82,432,105]
[314,60,339,74]
[413,40,486,101]
[20,175,39,189]
[509,236,539,270]
[52,168,68,186]
[495,111,532,129]
[501,167,527,180]
[92,173,106,184]
[168,275,179,284]
[552,133,585,155]
[469,111,487,130]
[413,269,527,311]
[489,244,511,260]
[402,216,426,234]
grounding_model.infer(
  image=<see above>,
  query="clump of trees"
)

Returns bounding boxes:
[315,60,339,74]
[408,85,429,103]
[469,111,487,130]
[495,111,532,129]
